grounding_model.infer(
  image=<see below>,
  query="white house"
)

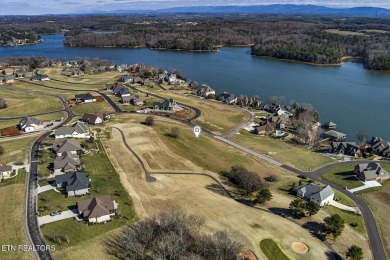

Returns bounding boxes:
[76,195,118,223]
[295,183,334,207]
[54,122,90,139]
[19,117,44,132]
[0,164,13,178]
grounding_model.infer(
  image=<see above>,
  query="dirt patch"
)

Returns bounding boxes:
[95,96,105,102]
[1,126,21,136]
[292,242,309,254]
[374,191,390,205]
[239,249,258,260]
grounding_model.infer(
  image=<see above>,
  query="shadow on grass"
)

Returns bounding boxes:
[325,251,342,260]
[302,221,325,240]
[268,207,293,218]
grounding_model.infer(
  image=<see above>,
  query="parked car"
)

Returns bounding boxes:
[50,210,62,216]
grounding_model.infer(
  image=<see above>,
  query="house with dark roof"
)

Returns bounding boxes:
[119,75,133,83]
[122,95,145,106]
[193,84,215,98]
[52,139,82,156]
[153,98,177,111]
[254,121,276,136]
[323,130,346,141]
[329,142,359,156]
[354,162,390,182]
[81,112,110,125]
[77,195,118,223]
[0,164,13,177]
[19,117,44,132]
[53,152,81,174]
[30,73,50,81]
[371,137,390,158]
[4,76,15,83]
[295,183,334,206]
[54,122,90,139]
[75,93,96,103]
[55,172,90,196]
[216,92,237,104]
[322,121,337,130]
[113,87,131,98]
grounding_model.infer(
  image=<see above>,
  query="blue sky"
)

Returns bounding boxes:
[2,0,390,15]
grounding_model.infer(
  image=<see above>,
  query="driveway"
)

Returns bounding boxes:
[330,200,361,215]
[37,183,58,194]
[348,180,382,193]
[12,165,30,172]
[38,209,79,225]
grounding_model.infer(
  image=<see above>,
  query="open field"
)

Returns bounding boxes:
[5,82,76,100]
[36,79,103,92]
[260,239,290,260]
[71,101,114,115]
[360,181,390,259]
[0,136,36,164]
[230,130,334,171]
[0,184,32,260]
[0,89,62,117]
[139,86,250,135]
[322,164,364,189]
[39,140,137,251]
[325,29,366,36]
[103,124,333,260]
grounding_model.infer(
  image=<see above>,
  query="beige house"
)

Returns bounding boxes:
[77,195,118,223]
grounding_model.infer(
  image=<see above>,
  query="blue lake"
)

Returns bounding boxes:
[1,34,389,140]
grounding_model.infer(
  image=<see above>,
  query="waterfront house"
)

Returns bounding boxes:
[193,84,215,98]
[323,130,346,141]
[153,98,176,111]
[355,162,390,182]
[217,92,237,104]
[329,142,358,156]
[142,78,150,86]
[19,117,44,132]
[322,121,337,130]
[254,121,276,136]
[119,75,133,83]
[55,172,90,196]
[371,137,390,158]
[295,183,334,207]
[77,195,118,223]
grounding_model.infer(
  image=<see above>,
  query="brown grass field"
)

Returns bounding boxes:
[0,136,36,164]
[0,185,32,260]
[96,116,372,260]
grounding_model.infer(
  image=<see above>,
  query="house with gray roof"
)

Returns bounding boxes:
[322,121,337,130]
[54,122,90,139]
[323,130,346,141]
[354,162,390,182]
[295,183,334,206]
[113,87,131,98]
[119,75,133,83]
[0,164,13,177]
[53,152,81,174]
[19,117,44,132]
[75,93,96,103]
[329,142,358,156]
[55,172,90,196]
[52,139,82,156]
[77,195,118,223]
[371,137,390,158]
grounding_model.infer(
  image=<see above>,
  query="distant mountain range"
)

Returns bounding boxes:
[94,4,390,17]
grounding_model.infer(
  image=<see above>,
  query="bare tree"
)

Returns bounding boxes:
[144,116,155,126]
[224,166,263,194]
[356,130,368,145]
[170,127,180,138]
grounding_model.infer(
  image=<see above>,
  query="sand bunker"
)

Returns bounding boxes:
[292,242,309,254]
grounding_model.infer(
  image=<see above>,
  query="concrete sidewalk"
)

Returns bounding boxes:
[38,209,79,225]
[330,200,361,215]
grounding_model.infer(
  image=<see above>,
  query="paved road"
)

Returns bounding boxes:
[222,108,255,138]
[24,98,74,260]
[38,209,79,225]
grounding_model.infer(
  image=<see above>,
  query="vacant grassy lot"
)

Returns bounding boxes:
[6,82,76,100]
[138,86,250,135]
[0,184,32,260]
[0,136,36,164]
[71,101,114,115]
[322,164,364,190]
[0,89,62,117]
[40,140,137,251]
[260,239,290,260]
[359,181,390,259]
[230,130,334,171]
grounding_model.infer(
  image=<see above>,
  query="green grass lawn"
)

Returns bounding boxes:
[322,164,363,190]
[260,239,290,260]
[323,205,366,236]
[0,89,63,117]
[0,111,65,131]
[231,130,334,171]
[71,101,114,115]
[39,139,137,250]
[0,169,26,187]
[108,93,162,113]
[0,136,37,164]
[6,82,76,100]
